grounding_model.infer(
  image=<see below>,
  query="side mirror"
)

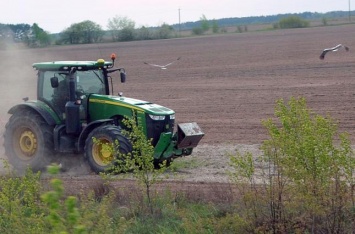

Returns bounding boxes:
[50,76,59,88]
[120,71,126,83]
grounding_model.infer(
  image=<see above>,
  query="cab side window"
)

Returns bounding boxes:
[41,71,68,114]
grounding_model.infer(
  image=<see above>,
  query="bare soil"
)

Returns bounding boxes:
[1,24,355,192]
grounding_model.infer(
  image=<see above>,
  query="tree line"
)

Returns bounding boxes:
[0,16,176,48]
[0,10,354,48]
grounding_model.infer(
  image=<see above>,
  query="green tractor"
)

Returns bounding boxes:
[3,54,204,173]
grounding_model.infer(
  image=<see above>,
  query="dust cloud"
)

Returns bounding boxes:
[0,42,84,174]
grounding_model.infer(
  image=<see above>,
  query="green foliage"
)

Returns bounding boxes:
[235,25,248,33]
[0,23,50,48]
[229,151,254,182]
[191,27,204,35]
[212,20,219,33]
[41,164,85,233]
[26,23,51,47]
[155,23,174,39]
[200,14,210,32]
[0,166,45,234]
[0,162,131,233]
[60,20,103,44]
[192,14,210,36]
[137,26,152,40]
[322,17,328,26]
[107,15,136,41]
[278,15,310,28]
[101,116,169,215]
[0,158,279,233]
[168,157,200,172]
[229,96,355,233]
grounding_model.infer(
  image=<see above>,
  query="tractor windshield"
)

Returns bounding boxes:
[76,70,106,94]
[39,70,106,115]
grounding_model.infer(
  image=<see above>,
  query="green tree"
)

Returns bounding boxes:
[30,23,51,46]
[191,15,210,35]
[156,23,174,39]
[212,20,219,33]
[60,20,103,44]
[21,23,51,47]
[107,16,135,41]
[137,26,152,40]
[200,14,210,32]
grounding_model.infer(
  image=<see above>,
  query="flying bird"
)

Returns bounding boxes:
[319,44,349,60]
[144,57,181,69]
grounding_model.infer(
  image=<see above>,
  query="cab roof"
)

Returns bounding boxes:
[32,60,113,71]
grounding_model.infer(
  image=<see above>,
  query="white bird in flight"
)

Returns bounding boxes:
[144,57,181,69]
[319,44,349,60]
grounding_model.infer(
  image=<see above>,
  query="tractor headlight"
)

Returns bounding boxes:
[170,114,175,120]
[149,115,165,120]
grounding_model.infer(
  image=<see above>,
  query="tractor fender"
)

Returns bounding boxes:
[8,102,61,126]
[77,119,114,152]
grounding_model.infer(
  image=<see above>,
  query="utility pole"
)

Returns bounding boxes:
[349,0,351,22]
[178,8,181,37]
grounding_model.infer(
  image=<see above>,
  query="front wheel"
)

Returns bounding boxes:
[84,125,132,174]
[3,110,54,173]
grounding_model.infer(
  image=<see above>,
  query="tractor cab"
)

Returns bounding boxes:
[38,69,107,119]
[33,55,125,123]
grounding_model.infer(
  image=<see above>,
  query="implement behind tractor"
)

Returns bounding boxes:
[3,54,204,173]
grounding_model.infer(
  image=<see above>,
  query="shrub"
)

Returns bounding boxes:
[0,167,45,233]
[279,16,310,28]
[100,116,169,215]
[229,96,355,233]
[192,27,204,35]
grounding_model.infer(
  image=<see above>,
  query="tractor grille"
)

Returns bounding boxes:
[146,114,174,146]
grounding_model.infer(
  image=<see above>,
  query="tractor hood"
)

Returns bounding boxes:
[88,94,175,116]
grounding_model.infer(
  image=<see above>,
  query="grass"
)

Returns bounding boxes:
[168,157,200,172]
[0,165,245,233]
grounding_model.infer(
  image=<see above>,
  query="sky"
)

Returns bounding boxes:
[0,0,352,33]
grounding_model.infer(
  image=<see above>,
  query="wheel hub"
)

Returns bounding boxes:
[93,139,114,166]
[19,130,37,156]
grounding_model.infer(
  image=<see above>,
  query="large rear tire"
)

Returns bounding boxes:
[3,110,54,173]
[84,125,132,174]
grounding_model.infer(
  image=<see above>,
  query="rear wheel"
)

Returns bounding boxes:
[84,125,132,174]
[3,110,54,173]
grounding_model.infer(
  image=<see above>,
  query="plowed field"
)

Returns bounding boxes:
[1,24,355,187]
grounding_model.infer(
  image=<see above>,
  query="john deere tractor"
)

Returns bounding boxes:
[3,54,204,173]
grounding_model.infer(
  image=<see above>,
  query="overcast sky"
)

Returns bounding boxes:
[0,0,352,33]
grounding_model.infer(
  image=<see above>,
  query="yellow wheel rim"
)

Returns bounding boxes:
[92,138,114,166]
[14,128,38,160]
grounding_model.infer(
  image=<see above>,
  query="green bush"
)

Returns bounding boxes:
[229,97,355,233]
[192,27,204,35]
[0,167,45,234]
[98,116,169,215]
[0,163,130,233]
[279,16,310,28]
